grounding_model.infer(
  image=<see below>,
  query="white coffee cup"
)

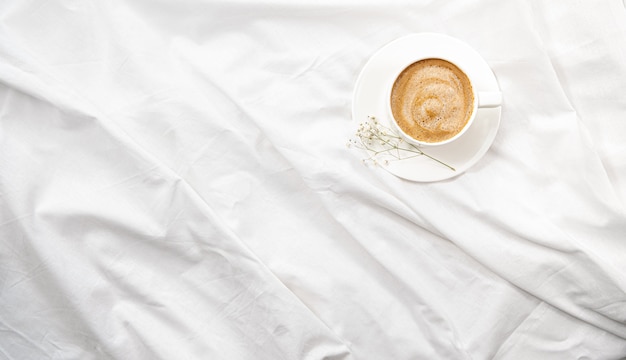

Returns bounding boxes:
[388,57,501,147]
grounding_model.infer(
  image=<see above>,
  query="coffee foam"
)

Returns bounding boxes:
[390,59,474,143]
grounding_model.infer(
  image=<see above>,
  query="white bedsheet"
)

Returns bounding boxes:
[1,1,626,359]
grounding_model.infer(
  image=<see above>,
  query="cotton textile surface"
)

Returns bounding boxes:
[1,0,625,359]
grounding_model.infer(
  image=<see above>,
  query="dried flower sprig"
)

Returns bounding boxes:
[347,115,455,171]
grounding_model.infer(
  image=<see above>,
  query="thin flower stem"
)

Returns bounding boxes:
[350,115,456,171]
[419,152,456,171]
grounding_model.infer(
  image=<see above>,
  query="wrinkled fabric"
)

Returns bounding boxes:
[1,0,625,359]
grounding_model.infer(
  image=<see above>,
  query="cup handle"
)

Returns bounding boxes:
[477,91,502,108]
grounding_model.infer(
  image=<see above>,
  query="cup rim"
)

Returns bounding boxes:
[387,57,478,147]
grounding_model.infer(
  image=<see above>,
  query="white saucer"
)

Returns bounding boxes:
[351,33,501,182]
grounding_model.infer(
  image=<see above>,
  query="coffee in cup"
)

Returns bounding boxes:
[389,58,500,146]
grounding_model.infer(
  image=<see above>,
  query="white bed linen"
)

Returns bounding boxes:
[1,0,625,359]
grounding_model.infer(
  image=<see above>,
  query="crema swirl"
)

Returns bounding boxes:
[390,59,474,143]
